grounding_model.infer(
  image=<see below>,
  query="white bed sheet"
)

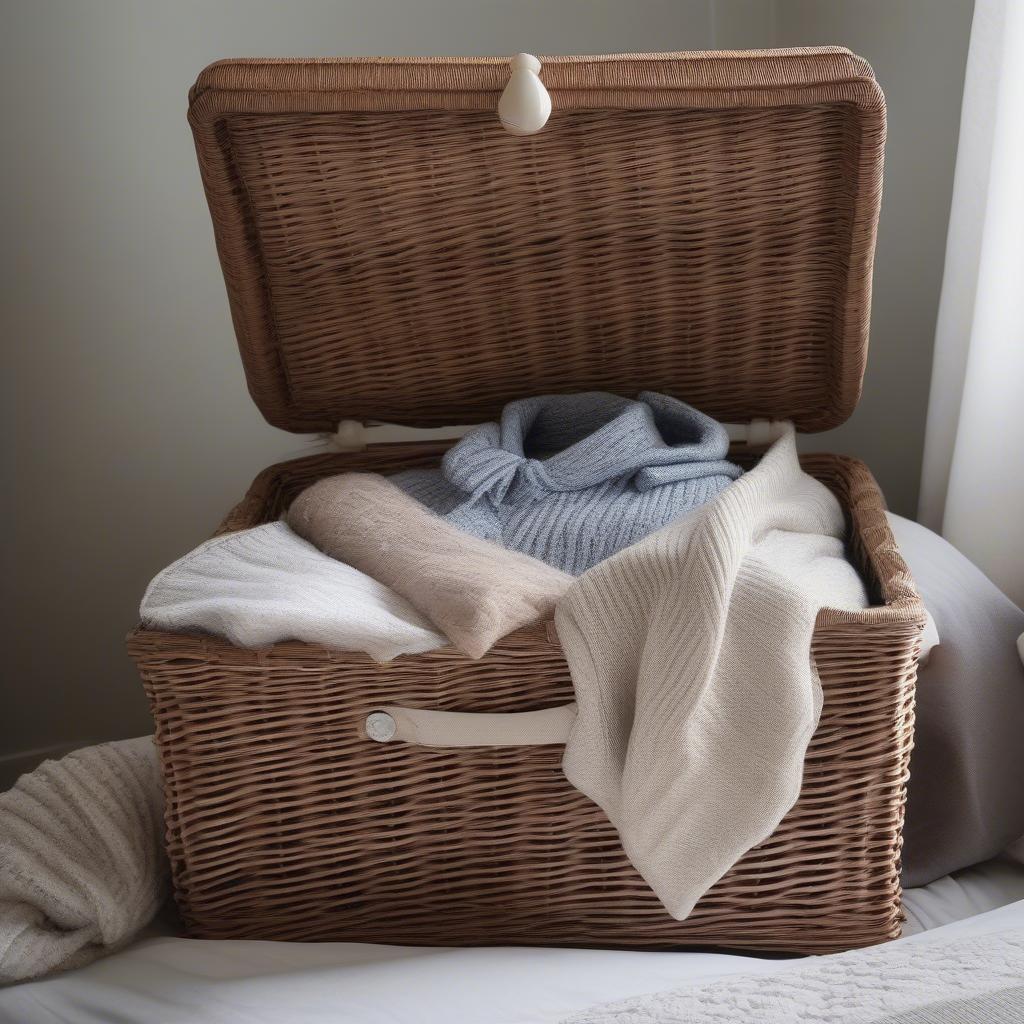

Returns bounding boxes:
[3,858,1023,1024]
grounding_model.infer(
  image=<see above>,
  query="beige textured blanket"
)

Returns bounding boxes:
[0,737,167,984]
[289,473,572,658]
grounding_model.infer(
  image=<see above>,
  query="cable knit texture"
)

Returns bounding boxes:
[391,391,742,574]
[0,737,167,984]
[557,426,867,920]
[288,474,573,659]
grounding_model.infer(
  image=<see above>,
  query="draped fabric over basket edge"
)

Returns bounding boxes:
[557,426,869,919]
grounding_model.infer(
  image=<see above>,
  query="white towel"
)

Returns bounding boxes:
[140,521,446,662]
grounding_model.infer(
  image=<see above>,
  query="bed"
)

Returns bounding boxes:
[3,858,1023,1024]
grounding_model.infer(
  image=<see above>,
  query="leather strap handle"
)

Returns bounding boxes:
[364,703,577,747]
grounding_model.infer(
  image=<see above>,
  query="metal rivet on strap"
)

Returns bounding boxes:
[365,711,397,743]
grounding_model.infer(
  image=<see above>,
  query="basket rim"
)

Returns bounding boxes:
[128,444,926,666]
[190,48,878,98]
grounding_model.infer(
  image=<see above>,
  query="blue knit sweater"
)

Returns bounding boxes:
[391,392,742,575]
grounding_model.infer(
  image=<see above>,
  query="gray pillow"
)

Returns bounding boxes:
[887,513,1024,887]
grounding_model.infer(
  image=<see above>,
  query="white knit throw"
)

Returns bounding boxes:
[0,737,167,984]
[141,521,446,662]
[558,426,866,920]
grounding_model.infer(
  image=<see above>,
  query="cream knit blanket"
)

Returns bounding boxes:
[0,737,167,984]
[558,426,866,920]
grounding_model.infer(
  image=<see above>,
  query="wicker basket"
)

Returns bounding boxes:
[128,49,926,954]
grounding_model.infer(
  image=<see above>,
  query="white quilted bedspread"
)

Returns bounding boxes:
[565,926,1024,1024]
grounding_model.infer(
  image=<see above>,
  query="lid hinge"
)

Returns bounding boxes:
[329,419,475,452]
[725,419,792,446]
[330,418,792,452]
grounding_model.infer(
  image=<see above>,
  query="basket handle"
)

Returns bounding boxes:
[363,703,577,747]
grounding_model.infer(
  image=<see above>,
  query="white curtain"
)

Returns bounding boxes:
[918,0,1024,607]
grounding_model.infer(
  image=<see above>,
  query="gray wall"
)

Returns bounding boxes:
[779,0,976,521]
[1,0,973,783]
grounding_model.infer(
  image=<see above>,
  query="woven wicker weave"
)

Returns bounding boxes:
[187,49,884,433]
[128,50,925,953]
[128,445,922,953]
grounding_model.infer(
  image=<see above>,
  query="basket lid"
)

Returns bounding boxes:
[189,49,885,433]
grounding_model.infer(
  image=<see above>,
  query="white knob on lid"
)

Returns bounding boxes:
[498,53,551,136]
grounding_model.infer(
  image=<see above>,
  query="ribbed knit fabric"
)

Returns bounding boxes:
[140,521,446,662]
[391,391,742,575]
[557,425,866,920]
[0,737,167,984]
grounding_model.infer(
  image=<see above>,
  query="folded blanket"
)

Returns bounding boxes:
[564,923,1024,1023]
[391,391,742,574]
[289,474,572,658]
[0,737,166,985]
[557,426,868,920]
[141,521,446,662]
